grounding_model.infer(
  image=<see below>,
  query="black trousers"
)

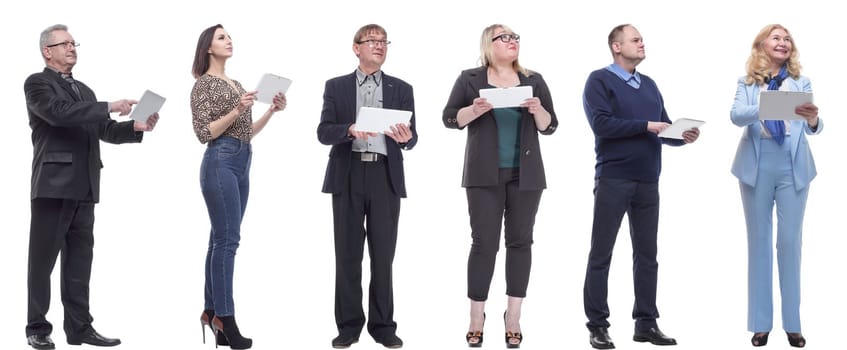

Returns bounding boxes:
[583,177,661,331]
[26,198,96,337]
[466,168,542,301]
[332,157,400,340]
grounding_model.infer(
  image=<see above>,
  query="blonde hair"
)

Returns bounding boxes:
[479,24,531,77]
[744,24,802,85]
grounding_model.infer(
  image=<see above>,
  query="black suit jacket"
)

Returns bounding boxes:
[25,68,143,203]
[317,71,417,198]
[442,66,558,190]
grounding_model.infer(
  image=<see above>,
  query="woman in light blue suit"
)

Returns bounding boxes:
[731,24,821,348]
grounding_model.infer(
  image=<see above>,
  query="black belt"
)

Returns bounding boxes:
[353,152,384,162]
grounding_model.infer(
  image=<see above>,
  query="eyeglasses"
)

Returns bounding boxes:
[46,41,80,49]
[357,39,391,48]
[492,34,520,43]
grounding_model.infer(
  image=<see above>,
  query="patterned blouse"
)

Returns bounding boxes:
[191,74,252,144]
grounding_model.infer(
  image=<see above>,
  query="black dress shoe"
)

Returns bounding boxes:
[375,334,403,349]
[27,334,55,350]
[67,330,121,347]
[633,327,677,346]
[332,334,359,349]
[589,327,615,349]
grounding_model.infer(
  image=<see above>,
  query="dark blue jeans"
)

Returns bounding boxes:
[200,136,251,316]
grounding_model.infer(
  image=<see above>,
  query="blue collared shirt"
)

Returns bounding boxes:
[605,63,641,89]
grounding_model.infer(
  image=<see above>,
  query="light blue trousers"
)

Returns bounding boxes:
[740,138,808,333]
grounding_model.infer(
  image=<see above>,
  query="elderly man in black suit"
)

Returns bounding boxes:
[24,24,158,350]
[317,23,417,349]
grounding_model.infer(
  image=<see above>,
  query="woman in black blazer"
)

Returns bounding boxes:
[443,24,558,349]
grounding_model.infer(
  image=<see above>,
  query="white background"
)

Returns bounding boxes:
[2,1,844,349]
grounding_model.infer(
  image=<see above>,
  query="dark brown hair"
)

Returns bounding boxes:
[192,24,223,78]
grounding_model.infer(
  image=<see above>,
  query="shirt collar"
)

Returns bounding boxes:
[356,68,382,87]
[606,63,640,85]
[46,66,72,77]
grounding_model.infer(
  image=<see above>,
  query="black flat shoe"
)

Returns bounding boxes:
[589,327,615,349]
[751,332,769,347]
[787,332,805,348]
[67,329,121,347]
[332,333,359,349]
[633,327,676,346]
[26,334,55,350]
[375,334,403,349]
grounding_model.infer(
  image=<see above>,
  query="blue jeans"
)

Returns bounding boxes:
[200,136,252,316]
[741,138,808,333]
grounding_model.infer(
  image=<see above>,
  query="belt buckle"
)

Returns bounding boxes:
[361,152,378,162]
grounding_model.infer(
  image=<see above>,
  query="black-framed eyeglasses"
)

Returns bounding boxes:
[357,39,391,48]
[46,41,80,49]
[492,34,520,43]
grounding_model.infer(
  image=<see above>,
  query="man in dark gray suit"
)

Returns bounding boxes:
[24,24,159,350]
[317,24,417,349]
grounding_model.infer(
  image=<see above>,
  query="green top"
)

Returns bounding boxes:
[493,107,522,168]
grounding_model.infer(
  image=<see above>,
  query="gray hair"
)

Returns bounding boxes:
[39,24,68,51]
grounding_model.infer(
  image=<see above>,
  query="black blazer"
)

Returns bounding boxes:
[443,66,558,190]
[25,68,142,202]
[317,71,417,198]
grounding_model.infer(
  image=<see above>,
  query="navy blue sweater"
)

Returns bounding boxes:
[583,68,684,182]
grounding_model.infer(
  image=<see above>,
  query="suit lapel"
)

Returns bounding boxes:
[786,78,803,161]
[45,68,81,101]
[748,83,762,159]
[382,74,395,109]
[468,67,488,93]
[341,73,357,122]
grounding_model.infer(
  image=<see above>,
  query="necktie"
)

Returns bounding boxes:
[62,73,82,99]
[764,66,788,145]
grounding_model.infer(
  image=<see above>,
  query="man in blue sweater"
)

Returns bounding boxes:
[581,24,700,349]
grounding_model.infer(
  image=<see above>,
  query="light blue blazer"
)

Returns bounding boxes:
[730,76,823,191]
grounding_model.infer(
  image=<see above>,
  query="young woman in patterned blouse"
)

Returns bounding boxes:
[190,24,286,350]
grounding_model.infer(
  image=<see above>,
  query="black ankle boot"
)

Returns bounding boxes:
[212,315,252,349]
[201,310,229,346]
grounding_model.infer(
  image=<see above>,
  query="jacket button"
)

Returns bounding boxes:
[525,150,531,156]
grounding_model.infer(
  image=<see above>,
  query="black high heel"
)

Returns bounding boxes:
[200,309,229,346]
[466,312,485,347]
[503,311,522,349]
[212,315,253,349]
[787,332,805,348]
[751,332,769,347]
